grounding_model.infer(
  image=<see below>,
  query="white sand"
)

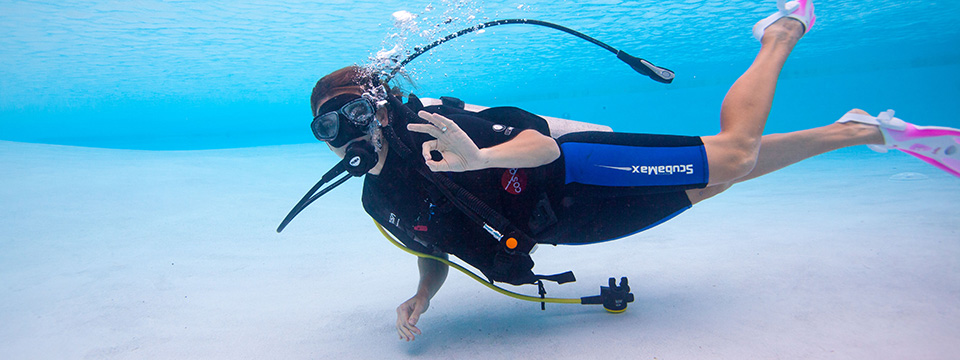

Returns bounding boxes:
[1,140,958,359]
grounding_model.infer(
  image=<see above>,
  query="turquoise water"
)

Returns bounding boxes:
[3,2,960,358]
[2,0,958,149]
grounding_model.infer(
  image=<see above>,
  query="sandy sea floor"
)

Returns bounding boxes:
[1,140,958,359]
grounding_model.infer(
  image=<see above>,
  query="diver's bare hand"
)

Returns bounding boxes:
[396,295,430,341]
[407,111,484,172]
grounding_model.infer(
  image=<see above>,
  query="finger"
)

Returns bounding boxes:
[399,327,413,341]
[417,110,446,128]
[421,141,437,162]
[396,305,413,340]
[406,301,427,336]
[402,321,422,337]
[410,302,426,326]
[397,317,414,341]
[399,320,420,340]
[418,111,460,133]
[424,158,448,172]
[407,123,442,138]
[420,142,448,172]
[406,321,421,336]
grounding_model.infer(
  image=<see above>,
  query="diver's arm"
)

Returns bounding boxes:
[480,129,560,168]
[419,97,612,135]
[415,256,448,303]
[409,111,560,172]
[396,256,449,341]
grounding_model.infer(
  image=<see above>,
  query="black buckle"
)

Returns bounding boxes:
[537,280,546,311]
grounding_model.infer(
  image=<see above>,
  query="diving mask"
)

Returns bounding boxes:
[312,94,378,147]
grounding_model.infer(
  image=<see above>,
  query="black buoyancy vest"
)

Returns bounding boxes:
[361,95,572,286]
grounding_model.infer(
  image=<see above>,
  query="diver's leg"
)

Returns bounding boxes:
[731,113,883,183]
[700,18,806,184]
[687,109,884,204]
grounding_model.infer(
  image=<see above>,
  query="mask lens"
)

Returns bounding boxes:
[311,112,340,141]
[341,98,374,125]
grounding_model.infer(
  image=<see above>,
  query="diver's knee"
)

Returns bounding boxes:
[703,135,759,182]
[730,148,758,178]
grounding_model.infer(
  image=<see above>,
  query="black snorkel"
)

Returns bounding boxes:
[278,18,676,233]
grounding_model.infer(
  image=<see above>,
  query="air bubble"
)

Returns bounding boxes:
[392,10,415,23]
[362,0,488,89]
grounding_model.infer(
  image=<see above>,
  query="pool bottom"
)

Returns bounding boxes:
[1,140,958,359]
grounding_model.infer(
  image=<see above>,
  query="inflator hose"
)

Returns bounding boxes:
[383,18,674,84]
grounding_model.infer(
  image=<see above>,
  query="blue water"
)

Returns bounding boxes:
[3,2,960,358]
[1,0,959,149]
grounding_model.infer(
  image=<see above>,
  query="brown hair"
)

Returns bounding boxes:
[310,65,395,115]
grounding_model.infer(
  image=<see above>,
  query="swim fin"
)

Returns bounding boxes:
[837,109,960,178]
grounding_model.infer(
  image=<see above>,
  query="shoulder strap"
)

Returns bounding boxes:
[383,95,574,285]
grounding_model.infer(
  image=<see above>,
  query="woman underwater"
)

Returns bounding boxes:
[302,0,959,341]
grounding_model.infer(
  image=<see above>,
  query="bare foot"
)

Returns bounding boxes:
[838,109,886,145]
[761,17,806,43]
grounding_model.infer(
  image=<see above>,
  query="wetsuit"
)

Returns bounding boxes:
[362,97,708,279]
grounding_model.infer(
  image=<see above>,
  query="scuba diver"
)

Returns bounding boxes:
[287,0,960,341]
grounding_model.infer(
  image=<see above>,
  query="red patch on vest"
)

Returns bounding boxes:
[501,168,527,195]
